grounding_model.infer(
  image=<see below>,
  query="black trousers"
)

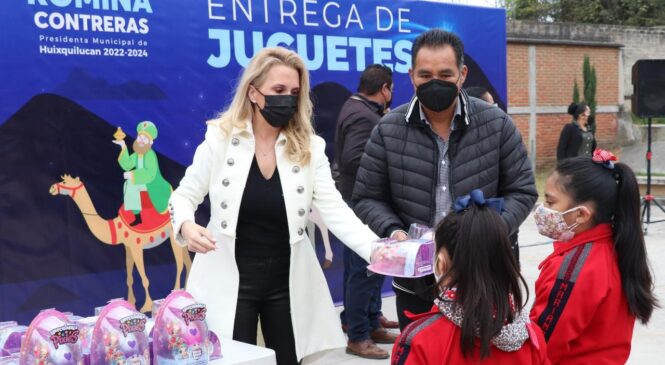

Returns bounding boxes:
[233,256,300,365]
[394,287,435,331]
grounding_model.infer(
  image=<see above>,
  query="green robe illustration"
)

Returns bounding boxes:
[118,148,172,214]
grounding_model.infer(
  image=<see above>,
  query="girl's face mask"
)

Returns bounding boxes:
[533,203,582,242]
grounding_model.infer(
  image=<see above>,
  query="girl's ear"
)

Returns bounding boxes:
[576,204,594,225]
[435,249,451,276]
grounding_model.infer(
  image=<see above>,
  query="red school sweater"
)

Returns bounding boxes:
[391,306,550,365]
[530,223,635,365]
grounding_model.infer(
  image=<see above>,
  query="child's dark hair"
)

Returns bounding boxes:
[434,204,528,359]
[555,157,658,323]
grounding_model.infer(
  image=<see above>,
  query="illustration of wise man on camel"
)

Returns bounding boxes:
[50,121,191,313]
[112,121,172,226]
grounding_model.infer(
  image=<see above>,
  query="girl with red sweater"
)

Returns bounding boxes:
[392,190,550,365]
[531,150,658,365]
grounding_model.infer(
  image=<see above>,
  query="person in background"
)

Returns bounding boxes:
[465,86,495,105]
[334,64,398,360]
[352,28,537,330]
[556,102,596,161]
[391,190,550,365]
[531,150,658,364]
[168,47,379,365]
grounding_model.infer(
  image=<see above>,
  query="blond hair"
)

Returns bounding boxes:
[211,47,313,164]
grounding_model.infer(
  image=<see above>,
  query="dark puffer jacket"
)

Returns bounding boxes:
[352,93,538,298]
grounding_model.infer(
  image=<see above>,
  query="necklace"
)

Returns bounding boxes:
[256,146,273,157]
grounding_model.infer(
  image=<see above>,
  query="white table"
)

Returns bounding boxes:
[211,338,276,365]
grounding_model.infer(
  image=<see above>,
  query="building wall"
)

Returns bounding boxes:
[507,25,623,169]
[508,20,665,110]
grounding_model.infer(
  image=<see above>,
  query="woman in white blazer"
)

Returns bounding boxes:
[168,47,379,364]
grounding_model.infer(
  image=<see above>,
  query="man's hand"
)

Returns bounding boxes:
[112,140,126,148]
[390,230,408,241]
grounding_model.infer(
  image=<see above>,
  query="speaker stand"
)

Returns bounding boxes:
[640,117,665,235]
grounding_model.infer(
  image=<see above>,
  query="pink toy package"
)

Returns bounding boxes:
[90,300,149,365]
[19,309,84,365]
[0,354,19,365]
[0,322,27,357]
[73,317,97,359]
[368,238,435,278]
[152,291,209,365]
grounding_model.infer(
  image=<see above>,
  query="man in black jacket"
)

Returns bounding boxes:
[352,29,537,329]
[334,64,398,360]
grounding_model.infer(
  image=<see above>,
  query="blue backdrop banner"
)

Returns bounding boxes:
[0,0,506,323]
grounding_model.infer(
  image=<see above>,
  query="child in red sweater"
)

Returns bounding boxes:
[392,190,550,365]
[530,150,658,365]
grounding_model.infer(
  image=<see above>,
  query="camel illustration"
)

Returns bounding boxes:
[49,174,192,313]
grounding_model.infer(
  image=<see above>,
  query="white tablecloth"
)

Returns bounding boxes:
[210,338,276,365]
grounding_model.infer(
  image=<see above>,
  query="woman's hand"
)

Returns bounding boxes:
[181,221,217,253]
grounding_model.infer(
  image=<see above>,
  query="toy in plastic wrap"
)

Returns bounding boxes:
[19,309,84,365]
[0,322,27,357]
[368,238,435,278]
[150,300,164,320]
[407,223,434,241]
[204,332,221,361]
[152,291,209,365]
[73,317,96,361]
[90,300,149,365]
[0,354,20,365]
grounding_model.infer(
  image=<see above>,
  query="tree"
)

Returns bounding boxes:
[583,56,597,117]
[572,78,580,104]
[504,0,665,26]
[582,56,597,133]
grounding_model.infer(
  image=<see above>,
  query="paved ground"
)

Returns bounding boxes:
[621,141,665,174]
[304,208,665,364]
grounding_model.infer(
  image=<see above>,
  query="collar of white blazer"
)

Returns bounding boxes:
[226,119,288,146]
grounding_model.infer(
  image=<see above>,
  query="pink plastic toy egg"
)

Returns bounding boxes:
[152,291,209,365]
[19,309,84,365]
[90,300,149,365]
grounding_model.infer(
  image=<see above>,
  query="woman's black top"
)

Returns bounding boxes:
[557,121,597,161]
[235,156,291,257]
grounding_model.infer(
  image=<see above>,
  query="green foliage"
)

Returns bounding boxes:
[583,56,597,117]
[631,114,665,125]
[572,78,580,104]
[504,0,665,26]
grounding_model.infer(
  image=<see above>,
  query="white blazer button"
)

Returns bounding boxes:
[297,227,304,235]
[292,166,300,173]
[231,138,239,146]
[298,208,306,216]
[221,201,228,209]
[297,186,304,194]
[222,179,230,187]
[227,158,234,166]
[221,221,228,229]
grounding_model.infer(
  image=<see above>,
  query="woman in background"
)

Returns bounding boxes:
[556,102,595,161]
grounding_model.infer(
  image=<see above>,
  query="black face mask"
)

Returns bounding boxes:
[416,79,459,112]
[255,89,298,128]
